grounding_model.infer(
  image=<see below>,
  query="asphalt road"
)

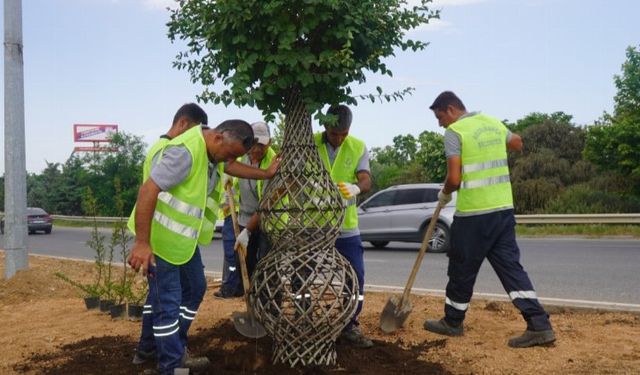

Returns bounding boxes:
[3,226,639,305]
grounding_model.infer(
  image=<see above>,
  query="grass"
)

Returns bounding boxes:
[51,219,640,237]
[516,224,640,237]
[53,219,117,229]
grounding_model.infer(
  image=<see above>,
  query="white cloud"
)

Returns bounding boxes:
[409,18,454,34]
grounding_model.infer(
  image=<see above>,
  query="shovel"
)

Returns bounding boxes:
[224,182,267,339]
[379,205,443,333]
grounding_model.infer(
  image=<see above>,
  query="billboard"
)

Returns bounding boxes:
[73,124,118,142]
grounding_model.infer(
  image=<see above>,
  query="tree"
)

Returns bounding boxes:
[584,45,640,188]
[613,46,640,123]
[519,120,586,163]
[415,130,446,182]
[167,0,438,120]
[506,111,573,134]
[80,132,145,216]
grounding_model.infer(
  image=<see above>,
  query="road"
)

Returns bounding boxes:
[4,227,639,306]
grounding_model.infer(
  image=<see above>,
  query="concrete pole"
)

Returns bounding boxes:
[4,0,28,279]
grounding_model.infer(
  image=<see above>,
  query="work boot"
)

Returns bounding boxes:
[132,349,156,365]
[423,318,464,337]
[213,288,243,299]
[338,326,374,349]
[181,349,210,372]
[508,329,556,348]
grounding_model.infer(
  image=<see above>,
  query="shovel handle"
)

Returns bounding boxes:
[224,182,252,297]
[400,205,443,303]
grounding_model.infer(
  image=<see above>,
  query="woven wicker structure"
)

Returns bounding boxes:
[251,92,359,367]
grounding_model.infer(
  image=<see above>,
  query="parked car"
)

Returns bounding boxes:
[357,183,456,252]
[0,207,54,235]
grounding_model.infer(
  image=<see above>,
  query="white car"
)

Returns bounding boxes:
[357,183,456,252]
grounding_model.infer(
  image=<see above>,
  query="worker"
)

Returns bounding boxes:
[128,103,209,369]
[233,121,277,277]
[128,118,280,375]
[313,104,374,349]
[423,91,556,348]
[212,174,244,299]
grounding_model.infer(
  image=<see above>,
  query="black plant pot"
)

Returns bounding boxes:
[99,299,115,313]
[127,304,144,321]
[84,296,100,310]
[110,303,126,319]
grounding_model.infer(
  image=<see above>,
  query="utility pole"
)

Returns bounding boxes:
[4,0,28,279]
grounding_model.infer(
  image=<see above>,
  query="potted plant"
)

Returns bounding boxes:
[53,272,102,310]
[127,279,148,321]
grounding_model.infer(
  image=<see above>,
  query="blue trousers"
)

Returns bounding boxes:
[246,229,270,278]
[444,209,552,331]
[220,216,242,295]
[136,247,207,374]
[335,235,365,331]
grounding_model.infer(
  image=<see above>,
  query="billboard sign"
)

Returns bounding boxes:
[73,146,118,152]
[73,124,118,142]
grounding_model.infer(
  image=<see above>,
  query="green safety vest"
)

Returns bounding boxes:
[448,113,513,213]
[127,137,170,234]
[128,126,222,265]
[314,133,366,230]
[236,147,276,201]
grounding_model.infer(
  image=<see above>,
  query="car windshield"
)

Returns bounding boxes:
[27,208,48,216]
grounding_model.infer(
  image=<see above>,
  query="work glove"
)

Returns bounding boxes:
[337,182,361,200]
[437,189,452,208]
[235,228,250,250]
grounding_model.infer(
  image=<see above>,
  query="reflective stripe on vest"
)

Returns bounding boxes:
[157,192,203,219]
[461,174,510,189]
[198,163,225,245]
[448,114,513,213]
[314,133,366,230]
[153,211,199,239]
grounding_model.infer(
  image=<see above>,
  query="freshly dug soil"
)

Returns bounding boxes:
[1,252,639,374]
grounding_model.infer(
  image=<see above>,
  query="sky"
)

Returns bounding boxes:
[1,0,639,174]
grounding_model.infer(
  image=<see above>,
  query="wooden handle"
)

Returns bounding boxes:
[224,182,251,294]
[400,205,443,303]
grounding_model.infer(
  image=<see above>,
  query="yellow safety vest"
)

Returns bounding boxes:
[314,133,365,230]
[128,126,219,265]
[448,113,513,213]
[127,137,170,234]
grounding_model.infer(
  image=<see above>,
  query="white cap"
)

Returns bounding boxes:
[251,121,271,145]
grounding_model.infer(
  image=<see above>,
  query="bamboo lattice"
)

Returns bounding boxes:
[252,91,359,367]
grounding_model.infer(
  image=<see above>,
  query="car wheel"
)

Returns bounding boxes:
[427,222,450,253]
[45,228,52,234]
[370,241,389,249]
[28,230,35,235]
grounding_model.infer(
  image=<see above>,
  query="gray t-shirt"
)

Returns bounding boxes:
[442,111,513,217]
[237,156,268,227]
[149,146,220,195]
[323,137,371,238]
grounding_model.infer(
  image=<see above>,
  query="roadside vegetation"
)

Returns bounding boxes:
[1,46,639,219]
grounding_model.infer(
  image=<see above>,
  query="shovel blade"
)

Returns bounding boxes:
[232,311,267,339]
[379,294,413,334]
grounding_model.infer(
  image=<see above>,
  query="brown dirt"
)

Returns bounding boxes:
[1,252,639,375]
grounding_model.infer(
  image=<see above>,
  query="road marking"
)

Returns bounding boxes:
[29,254,640,312]
[366,284,640,312]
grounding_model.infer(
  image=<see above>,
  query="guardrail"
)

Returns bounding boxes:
[50,213,640,225]
[52,215,123,223]
[514,214,640,224]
